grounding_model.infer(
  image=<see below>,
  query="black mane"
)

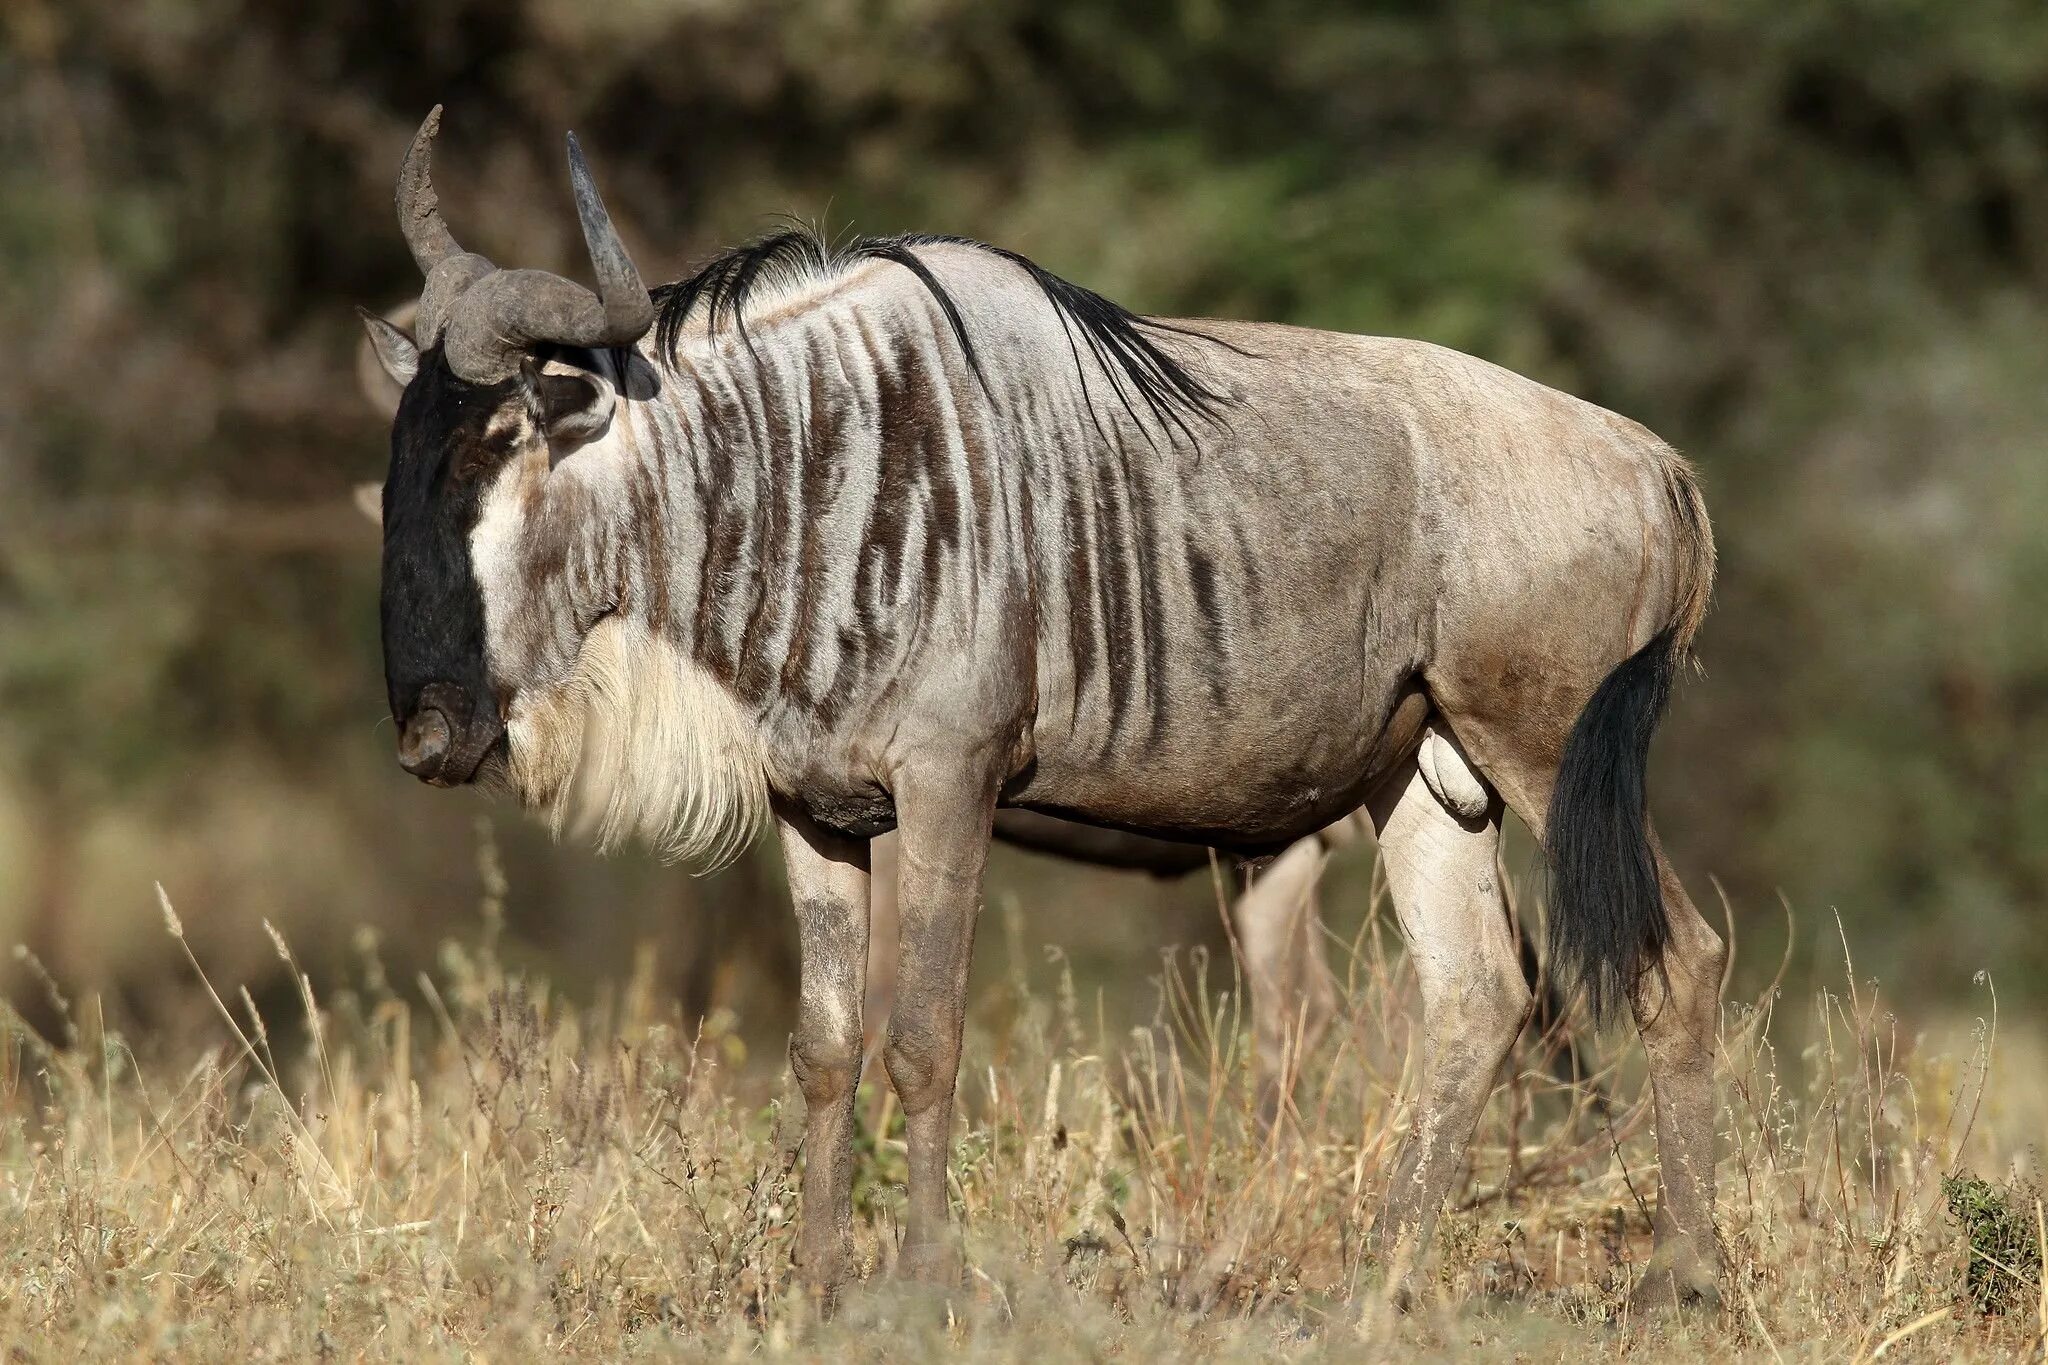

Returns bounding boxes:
[650,228,1236,446]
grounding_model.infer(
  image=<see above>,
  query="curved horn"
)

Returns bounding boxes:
[396,105,463,276]
[444,269,612,382]
[566,132,654,344]
[441,132,656,382]
[422,125,656,383]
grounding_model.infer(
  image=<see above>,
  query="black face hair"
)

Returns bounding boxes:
[379,343,521,745]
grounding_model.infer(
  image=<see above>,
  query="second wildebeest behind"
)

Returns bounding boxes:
[362,109,1719,1307]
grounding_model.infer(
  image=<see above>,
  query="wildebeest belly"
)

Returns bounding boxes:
[1008,490,1433,850]
[1011,653,1427,851]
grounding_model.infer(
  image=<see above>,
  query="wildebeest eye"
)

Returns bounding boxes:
[451,426,523,484]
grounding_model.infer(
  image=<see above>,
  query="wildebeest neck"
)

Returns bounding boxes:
[626,303,984,728]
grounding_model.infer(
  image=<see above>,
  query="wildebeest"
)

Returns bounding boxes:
[360,315,1581,1132]
[362,108,1719,1306]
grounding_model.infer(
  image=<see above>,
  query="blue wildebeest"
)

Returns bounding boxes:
[361,109,1718,1305]
[360,331,1584,1133]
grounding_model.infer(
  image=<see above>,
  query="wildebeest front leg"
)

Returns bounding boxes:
[1364,760,1530,1297]
[883,772,993,1280]
[777,805,871,1292]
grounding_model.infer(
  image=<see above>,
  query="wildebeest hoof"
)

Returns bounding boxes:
[794,1231,857,1301]
[895,1240,963,1285]
[1627,1249,1722,1316]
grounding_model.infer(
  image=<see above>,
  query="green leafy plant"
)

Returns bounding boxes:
[1943,1171,2044,1315]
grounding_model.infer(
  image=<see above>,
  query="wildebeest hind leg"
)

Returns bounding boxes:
[882,768,995,1282]
[1626,839,1726,1310]
[1442,702,1726,1311]
[1233,835,1341,1132]
[1363,758,1530,1299]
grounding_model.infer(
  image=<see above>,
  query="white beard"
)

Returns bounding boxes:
[505,616,768,869]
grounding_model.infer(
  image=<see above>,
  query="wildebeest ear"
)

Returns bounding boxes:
[522,358,616,448]
[352,481,383,528]
[356,305,420,418]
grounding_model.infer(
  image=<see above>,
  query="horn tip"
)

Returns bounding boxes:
[408,105,445,151]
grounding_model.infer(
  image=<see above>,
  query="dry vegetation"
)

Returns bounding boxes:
[0,842,2041,1362]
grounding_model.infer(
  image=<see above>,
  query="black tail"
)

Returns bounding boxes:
[1544,627,1681,1022]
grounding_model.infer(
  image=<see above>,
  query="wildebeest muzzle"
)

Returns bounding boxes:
[397,681,502,786]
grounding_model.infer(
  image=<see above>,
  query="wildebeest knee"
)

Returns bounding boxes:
[1688,917,1729,985]
[1447,958,1533,1052]
[1493,969,1535,1034]
[789,1026,861,1107]
[882,1023,951,1113]
[1661,914,1728,1024]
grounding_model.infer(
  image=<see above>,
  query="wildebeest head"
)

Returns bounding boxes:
[360,107,653,789]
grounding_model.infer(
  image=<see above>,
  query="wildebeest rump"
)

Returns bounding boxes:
[362,109,1721,1306]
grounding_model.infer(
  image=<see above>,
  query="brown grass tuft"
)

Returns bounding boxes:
[0,874,2038,1360]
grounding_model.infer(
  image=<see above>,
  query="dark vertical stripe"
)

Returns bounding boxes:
[688,372,749,682]
[1091,447,1138,748]
[1062,455,1099,723]
[778,332,842,708]
[864,329,927,615]
[627,454,669,634]
[1121,443,1170,747]
[733,353,806,700]
[1184,539,1228,706]
[823,315,905,718]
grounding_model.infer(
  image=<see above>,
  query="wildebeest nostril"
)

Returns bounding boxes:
[398,707,453,783]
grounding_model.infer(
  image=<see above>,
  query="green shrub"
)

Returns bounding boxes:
[1943,1171,2044,1315]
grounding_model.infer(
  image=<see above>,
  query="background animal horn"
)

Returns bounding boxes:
[566,132,654,345]
[396,105,463,276]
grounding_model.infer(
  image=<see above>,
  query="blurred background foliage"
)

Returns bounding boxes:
[3,0,2047,1035]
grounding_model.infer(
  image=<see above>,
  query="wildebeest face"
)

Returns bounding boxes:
[360,310,768,867]
[364,107,667,800]
[378,344,523,785]
[372,332,618,789]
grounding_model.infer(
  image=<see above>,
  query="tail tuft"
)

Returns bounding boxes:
[1544,627,1680,1022]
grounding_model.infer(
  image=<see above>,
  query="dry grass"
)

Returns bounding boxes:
[0,855,2041,1362]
